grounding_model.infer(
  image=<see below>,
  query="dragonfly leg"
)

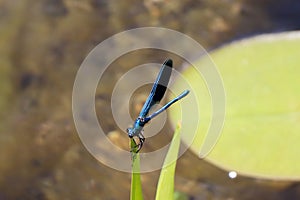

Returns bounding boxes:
[136,133,145,153]
[130,133,145,153]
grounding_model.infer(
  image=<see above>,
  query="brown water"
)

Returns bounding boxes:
[1,0,300,199]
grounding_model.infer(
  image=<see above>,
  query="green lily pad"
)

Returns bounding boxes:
[169,31,300,180]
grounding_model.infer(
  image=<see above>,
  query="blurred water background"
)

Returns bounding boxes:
[0,0,300,199]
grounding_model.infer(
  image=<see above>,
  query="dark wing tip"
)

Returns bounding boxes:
[138,59,173,117]
[164,59,173,68]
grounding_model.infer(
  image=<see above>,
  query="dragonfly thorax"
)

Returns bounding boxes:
[136,117,151,126]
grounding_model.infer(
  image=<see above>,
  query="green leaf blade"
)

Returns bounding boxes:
[155,123,182,200]
[130,139,144,200]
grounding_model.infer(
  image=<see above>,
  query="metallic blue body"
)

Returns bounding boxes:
[126,59,189,152]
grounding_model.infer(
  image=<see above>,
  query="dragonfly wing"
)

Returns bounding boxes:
[139,59,173,117]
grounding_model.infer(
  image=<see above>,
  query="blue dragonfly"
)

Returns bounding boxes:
[127,59,189,152]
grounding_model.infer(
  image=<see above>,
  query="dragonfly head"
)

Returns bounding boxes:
[126,127,134,138]
[127,117,146,138]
